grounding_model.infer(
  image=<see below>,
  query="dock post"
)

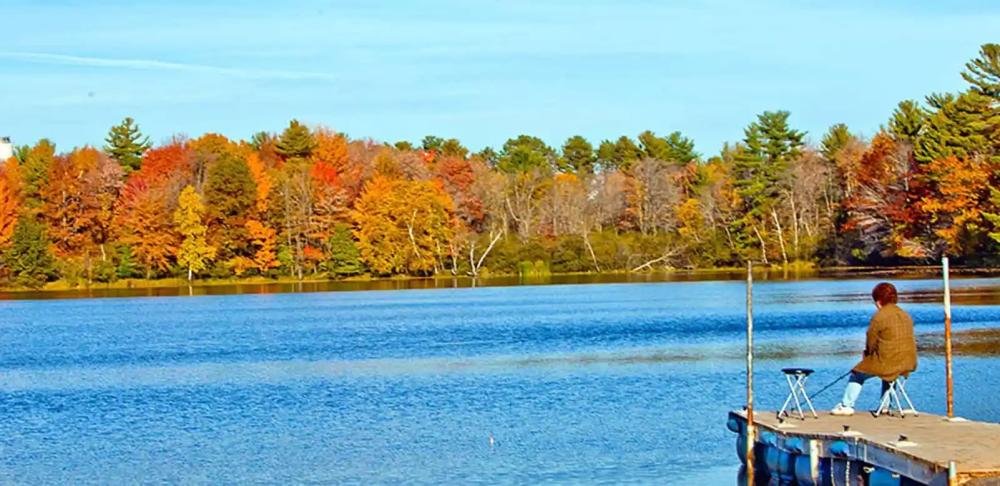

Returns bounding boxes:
[745,261,755,484]
[943,257,954,418]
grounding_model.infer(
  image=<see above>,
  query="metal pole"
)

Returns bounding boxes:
[745,260,755,484]
[943,257,954,418]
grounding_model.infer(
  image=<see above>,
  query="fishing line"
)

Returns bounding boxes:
[808,370,852,401]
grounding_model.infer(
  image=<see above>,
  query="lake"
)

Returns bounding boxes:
[2,277,1000,484]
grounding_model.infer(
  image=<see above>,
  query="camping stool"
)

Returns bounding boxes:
[876,374,918,418]
[778,368,818,420]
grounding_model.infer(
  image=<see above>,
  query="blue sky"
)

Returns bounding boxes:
[1,0,997,155]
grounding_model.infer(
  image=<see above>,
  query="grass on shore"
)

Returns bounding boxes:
[5,261,997,294]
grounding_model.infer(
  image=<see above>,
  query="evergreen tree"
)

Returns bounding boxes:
[497,135,556,173]
[731,111,804,262]
[821,123,852,160]
[559,135,595,173]
[914,90,994,164]
[439,139,469,158]
[663,131,699,163]
[751,110,804,164]
[476,147,499,166]
[638,130,699,164]
[276,119,316,159]
[1,217,55,288]
[250,131,276,151]
[734,111,804,208]
[888,100,927,143]
[115,244,142,279]
[421,135,445,153]
[962,43,1000,98]
[20,139,56,211]
[104,117,151,172]
[596,136,643,171]
[960,44,1000,248]
[325,224,363,276]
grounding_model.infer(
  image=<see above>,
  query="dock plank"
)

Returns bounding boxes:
[737,410,1000,479]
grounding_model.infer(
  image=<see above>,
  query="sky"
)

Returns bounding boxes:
[1,0,998,155]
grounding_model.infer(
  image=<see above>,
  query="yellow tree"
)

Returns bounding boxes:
[352,176,455,275]
[676,198,705,243]
[173,185,215,281]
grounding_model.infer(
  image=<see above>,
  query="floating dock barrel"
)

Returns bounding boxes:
[728,410,1000,485]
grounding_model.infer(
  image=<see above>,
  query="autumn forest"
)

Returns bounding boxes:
[1,44,999,289]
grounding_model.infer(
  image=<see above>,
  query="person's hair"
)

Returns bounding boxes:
[872,282,898,306]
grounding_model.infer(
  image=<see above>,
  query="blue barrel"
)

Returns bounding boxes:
[776,450,796,483]
[737,435,747,464]
[868,468,902,486]
[829,441,851,458]
[758,432,778,474]
[728,416,742,433]
[793,456,830,486]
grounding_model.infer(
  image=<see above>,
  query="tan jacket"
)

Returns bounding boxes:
[853,303,918,381]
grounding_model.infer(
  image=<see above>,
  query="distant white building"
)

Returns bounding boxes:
[0,136,12,162]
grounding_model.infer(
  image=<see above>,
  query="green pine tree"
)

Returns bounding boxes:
[959,44,1000,248]
[104,117,151,172]
[962,43,1000,98]
[559,135,595,173]
[476,147,499,166]
[394,141,415,151]
[421,135,445,153]
[638,130,699,164]
[497,135,556,173]
[733,111,804,215]
[276,119,316,159]
[820,123,853,160]
[325,224,364,276]
[914,90,994,164]
[20,139,56,211]
[115,244,142,279]
[250,131,277,151]
[887,100,927,143]
[439,138,468,158]
[1,217,56,288]
[731,111,804,262]
[596,136,643,171]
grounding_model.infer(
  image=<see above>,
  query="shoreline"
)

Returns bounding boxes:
[2,264,998,299]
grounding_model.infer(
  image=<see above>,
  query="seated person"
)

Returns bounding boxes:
[831,282,917,416]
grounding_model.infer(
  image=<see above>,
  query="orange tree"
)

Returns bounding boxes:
[0,158,21,249]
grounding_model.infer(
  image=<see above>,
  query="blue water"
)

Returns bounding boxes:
[2,278,1000,484]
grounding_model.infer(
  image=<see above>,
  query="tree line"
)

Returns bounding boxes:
[0,44,999,288]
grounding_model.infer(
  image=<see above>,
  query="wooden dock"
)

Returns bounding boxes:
[728,410,1000,485]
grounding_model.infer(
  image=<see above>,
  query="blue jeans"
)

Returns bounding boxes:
[840,371,890,408]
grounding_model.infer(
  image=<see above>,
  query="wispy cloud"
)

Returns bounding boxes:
[0,52,339,82]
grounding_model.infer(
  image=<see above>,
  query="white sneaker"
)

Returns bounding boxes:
[831,404,855,416]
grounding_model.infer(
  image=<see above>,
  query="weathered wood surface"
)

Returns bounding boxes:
[735,410,1000,482]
